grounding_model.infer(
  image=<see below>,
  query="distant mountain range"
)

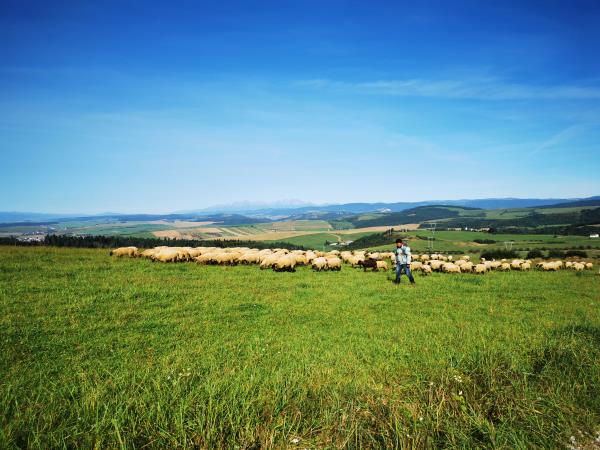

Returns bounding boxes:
[1,196,599,223]
[175,199,314,214]
[189,196,600,217]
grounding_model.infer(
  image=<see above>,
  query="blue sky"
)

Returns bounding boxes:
[1,0,599,213]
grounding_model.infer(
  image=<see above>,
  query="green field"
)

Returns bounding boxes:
[1,246,599,448]
[266,232,342,249]
[268,231,377,249]
[367,230,600,255]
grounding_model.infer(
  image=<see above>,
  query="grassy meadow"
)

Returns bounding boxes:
[1,246,599,448]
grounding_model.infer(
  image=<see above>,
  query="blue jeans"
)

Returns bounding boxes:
[395,263,415,283]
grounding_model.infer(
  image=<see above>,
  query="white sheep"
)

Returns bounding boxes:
[428,260,444,271]
[442,263,461,273]
[274,254,296,272]
[375,260,388,271]
[109,246,138,257]
[457,261,473,272]
[154,248,180,263]
[473,263,487,274]
[326,257,342,271]
[312,257,328,271]
[572,262,585,271]
[260,255,280,270]
[498,263,511,271]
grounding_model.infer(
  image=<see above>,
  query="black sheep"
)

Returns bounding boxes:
[358,258,378,272]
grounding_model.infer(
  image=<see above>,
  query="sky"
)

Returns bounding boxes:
[1,0,599,214]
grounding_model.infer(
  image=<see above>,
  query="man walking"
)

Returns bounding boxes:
[394,239,415,285]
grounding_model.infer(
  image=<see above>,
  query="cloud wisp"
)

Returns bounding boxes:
[296,78,600,101]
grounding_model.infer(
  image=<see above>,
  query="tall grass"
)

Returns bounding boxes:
[1,246,599,448]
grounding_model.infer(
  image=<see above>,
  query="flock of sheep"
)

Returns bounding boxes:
[109,246,596,274]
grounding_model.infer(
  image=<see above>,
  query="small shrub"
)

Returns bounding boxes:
[480,249,519,260]
[565,250,588,258]
[547,249,565,259]
[526,249,544,259]
[473,239,496,244]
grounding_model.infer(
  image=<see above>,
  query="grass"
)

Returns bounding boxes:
[1,246,599,448]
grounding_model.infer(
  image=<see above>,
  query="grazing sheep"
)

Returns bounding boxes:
[176,248,192,262]
[110,246,138,257]
[274,254,296,272]
[462,255,471,262]
[325,257,342,271]
[410,261,423,271]
[510,259,525,270]
[260,255,280,270]
[187,248,204,258]
[572,262,585,271]
[213,252,238,265]
[519,262,531,271]
[294,254,309,266]
[358,258,378,272]
[474,263,487,274]
[239,252,261,264]
[305,251,317,263]
[375,260,388,271]
[540,261,561,271]
[457,261,473,272]
[421,264,432,275]
[498,263,511,271]
[585,262,593,270]
[311,257,328,271]
[428,260,444,271]
[344,255,362,267]
[340,251,353,261]
[139,248,158,259]
[154,248,180,263]
[442,263,461,273]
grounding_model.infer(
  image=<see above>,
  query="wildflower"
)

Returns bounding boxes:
[290,437,300,444]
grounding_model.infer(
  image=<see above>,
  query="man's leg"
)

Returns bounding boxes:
[394,263,401,283]
[404,264,415,284]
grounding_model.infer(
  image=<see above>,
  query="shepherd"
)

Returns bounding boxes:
[393,238,415,285]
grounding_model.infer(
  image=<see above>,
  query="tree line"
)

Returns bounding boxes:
[0,234,306,251]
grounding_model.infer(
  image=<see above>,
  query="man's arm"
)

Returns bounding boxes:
[405,246,412,265]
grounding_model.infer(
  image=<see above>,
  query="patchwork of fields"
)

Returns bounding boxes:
[1,246,599,448]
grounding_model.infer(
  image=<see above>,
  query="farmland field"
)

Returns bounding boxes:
[1,246,599,448]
